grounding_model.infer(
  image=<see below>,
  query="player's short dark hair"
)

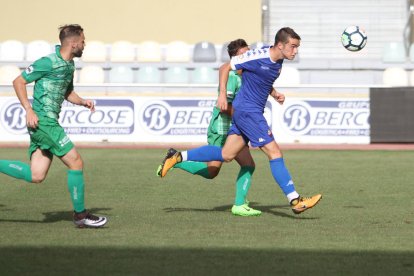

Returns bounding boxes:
[274,27,301,45]
[58,24,84,43]
[227,39,248,57]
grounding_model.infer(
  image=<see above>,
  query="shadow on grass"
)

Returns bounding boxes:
[0,246,412,275]
[0,207,111,224]
[164,203,319,219]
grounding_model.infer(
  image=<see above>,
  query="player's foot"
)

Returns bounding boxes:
[243,199,250,207]
[290,194,322,214]
[159,148,182,178]
[231,204,261,216]
[73,210,107,228]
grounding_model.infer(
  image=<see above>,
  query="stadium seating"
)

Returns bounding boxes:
[78,65,105,83]
[191,66,217,84]
[136,41,162,62]
[136,66,162,83]
[0,40,25,62]
[165,41,191,62]
[110,41,135,62]
[81,41,107,62]
[193,41,216,62]
[109,65,134,83]
[164,66,190,83]
[0,65,21,84]
[274,67,301,86]
[220,42,230,62]
[382,67,409,86]
[382,42,406,63]
[26,40,52,62]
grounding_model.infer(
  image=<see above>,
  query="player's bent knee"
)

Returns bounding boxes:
[31,175,46,183]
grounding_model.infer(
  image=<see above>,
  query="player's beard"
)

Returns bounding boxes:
[73,48,83,58]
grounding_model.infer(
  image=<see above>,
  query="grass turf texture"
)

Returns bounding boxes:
[0,147,413,275]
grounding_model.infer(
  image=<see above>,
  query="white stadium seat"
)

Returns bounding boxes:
[0,40,25,61]
[110,41,136,62]
[136,66,161,83]
[26,40,52,62]
[78,65,105,83]
[81,41,107,62]
[109,65,134,83]
[165,41,190,62]
[137,41,162,62]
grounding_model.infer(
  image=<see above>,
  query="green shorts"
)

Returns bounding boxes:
[28,121,74,159]
[207,108,231,147]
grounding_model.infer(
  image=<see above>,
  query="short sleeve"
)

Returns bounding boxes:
[21,57,52,83]
[230,50,257,72]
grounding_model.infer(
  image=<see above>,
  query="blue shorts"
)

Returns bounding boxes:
[228,110,274,147]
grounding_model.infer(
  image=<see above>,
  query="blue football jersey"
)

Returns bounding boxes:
[230,46,283,112]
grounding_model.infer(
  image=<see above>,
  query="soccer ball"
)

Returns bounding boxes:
[341,26,367,52]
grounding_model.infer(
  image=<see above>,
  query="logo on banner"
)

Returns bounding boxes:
[281,100,370,136]
[1,101,28,134]
[141,101,171,134]
[60,99,134,135]
[140,100,215,135]
[140,99,273,136]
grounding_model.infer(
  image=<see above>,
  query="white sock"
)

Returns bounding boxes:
[287,191,300,203]
[181,151,188,161]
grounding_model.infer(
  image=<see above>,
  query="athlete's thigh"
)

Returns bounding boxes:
[30,149,53,181]
[234,145,255,167]
[59,147,83,170]
[221,134,246,161]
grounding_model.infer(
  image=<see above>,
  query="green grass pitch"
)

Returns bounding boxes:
[0,147,413,275]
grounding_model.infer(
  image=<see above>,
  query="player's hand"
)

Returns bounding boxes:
[26,108,39,129]
[83,99,95,112]
[217,92,228,112]
[275,92,285,105]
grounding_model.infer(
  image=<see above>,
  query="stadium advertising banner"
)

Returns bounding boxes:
[0,96,369,144]
[272,98,370,144]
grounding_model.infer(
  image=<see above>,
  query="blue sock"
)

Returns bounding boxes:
[269,158,297,196]
[187,145,224,162]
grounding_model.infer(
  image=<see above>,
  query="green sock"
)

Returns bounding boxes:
[173,161,211,179]
[234,166,255,206]
[0,160,32,182]
[67,170,85,213]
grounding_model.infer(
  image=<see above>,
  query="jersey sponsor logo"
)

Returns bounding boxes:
[261,65,270,70]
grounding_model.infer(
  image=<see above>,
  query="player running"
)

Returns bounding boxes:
[0,24,107,228]
[158,39,271,216]
[159,27,322,215]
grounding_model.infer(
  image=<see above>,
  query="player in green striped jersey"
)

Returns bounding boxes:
[0,24,107,228]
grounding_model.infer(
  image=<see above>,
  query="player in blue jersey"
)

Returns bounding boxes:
[159,27,322,214]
